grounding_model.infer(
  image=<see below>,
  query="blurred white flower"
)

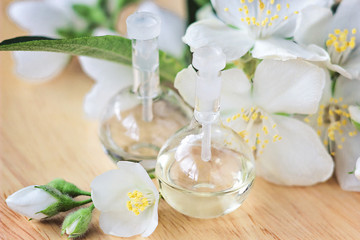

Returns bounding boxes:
[355,157,360,180]
[7,0,96,82]
[183,0,332,62]
[175,59,334,186]
[6,185,57,219]
[304,76,360,191]
[91,162,159,237]
[78,28,133,119]
[295,0,360,80]
[138,1,185,59]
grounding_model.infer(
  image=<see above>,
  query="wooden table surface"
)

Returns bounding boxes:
[1,1,360,239]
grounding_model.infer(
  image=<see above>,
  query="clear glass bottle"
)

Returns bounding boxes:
[99,12,192,171]
[156,47,255,218]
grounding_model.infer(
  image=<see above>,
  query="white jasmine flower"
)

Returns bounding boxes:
[7,0,96,82]
[304,76,360,191]
[295,0,360,80]
[6,185,57,219]
[91,162,159,237]
[175,59,334,186]
[183,0,332,62]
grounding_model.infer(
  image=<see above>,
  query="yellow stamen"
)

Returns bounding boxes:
[326,28,357,53]
[276,4,281,11]
[127,190,151,216]
[262,126,269,135]
[259,0,265,10]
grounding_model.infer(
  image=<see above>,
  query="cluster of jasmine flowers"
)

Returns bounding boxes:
[176,0,360,188]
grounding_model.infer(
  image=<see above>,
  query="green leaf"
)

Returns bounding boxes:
[0,35,132,64]
[0,35,184,82]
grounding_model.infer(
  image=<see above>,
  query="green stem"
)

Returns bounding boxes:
[75,198,93,207]
[89,204,95,211]
[331,75,338,97]
[78,190,92,196]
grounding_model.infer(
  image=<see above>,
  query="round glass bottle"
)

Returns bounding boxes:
[99,12,192,171]
[156,47,255,218]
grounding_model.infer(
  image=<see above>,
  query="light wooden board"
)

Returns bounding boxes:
[1,1,360,239]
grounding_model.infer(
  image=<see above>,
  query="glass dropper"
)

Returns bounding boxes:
[126,12,161,122]
[193,47,226,161]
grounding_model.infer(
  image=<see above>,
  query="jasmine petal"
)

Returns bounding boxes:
[91,162,159,237]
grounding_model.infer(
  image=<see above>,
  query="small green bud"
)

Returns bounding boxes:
[62,204,95,238]
[47,178,91,197]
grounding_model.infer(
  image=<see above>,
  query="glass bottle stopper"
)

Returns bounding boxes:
[126,12,161,122]
[193,47,226,161]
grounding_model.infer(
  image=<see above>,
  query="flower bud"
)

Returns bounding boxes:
[6,185,92,219]
[6,185,57,219]
[62,205,94,238]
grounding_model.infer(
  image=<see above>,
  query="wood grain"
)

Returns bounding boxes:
[1,0,360,239]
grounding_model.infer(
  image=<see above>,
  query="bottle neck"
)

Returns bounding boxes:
[194,71,221,125]
[131,38,160,99]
